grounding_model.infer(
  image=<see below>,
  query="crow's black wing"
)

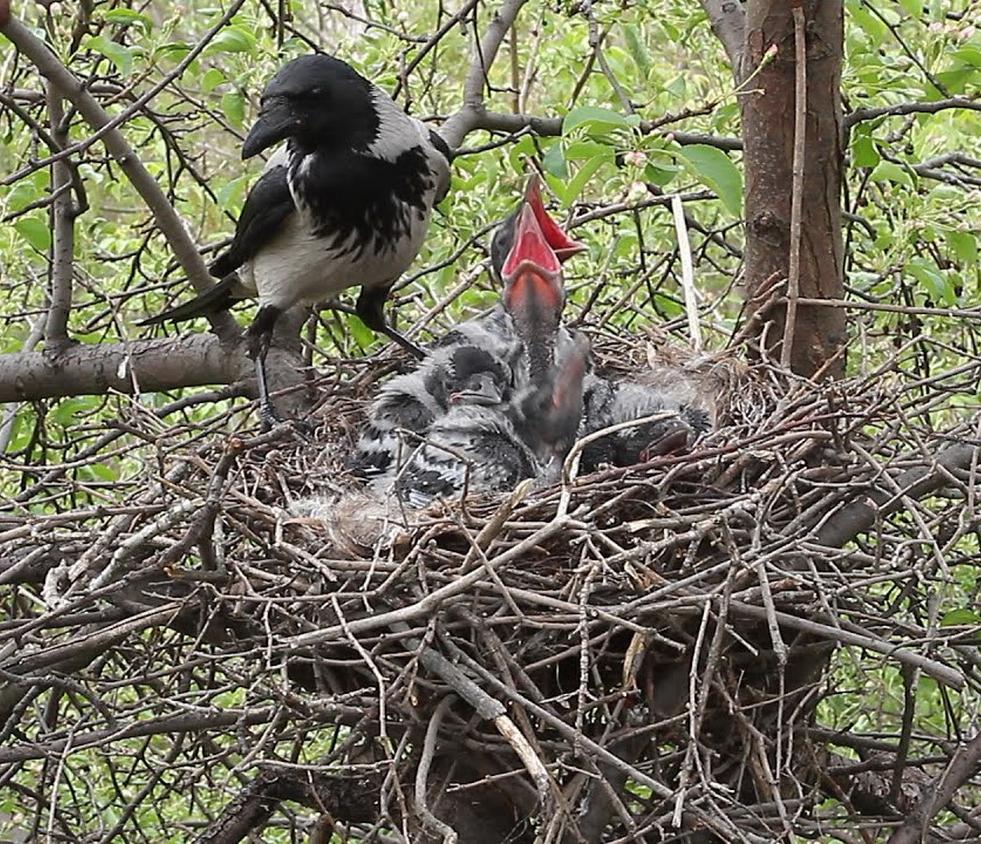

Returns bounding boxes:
[210,164,295,278]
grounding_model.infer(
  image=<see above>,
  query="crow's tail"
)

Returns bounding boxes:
[138,275,241,326]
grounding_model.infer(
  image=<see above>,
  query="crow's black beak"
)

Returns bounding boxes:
[242,96,297,159]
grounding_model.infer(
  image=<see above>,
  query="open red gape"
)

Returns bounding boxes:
[501,202,564,316]
[522,174,587,262]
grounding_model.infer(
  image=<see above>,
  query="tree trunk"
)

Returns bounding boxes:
[740,0,846,378]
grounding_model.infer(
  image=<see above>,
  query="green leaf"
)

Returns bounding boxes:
[940,608,981,627]
[678,144,743,217]
[654,292,684,318]
[506,134,536,173]
[932,67,976,96]
[897,0,921,15]
[155,42,192,62]
[202,67,226,93]
[644,161,680,187]
[345,313,375,349]
[851,132,880,168]
[4,180,43,212]
[208,27,256,54]
[623,25,651,78]
[221,91,246,128]
[562,154,608,207]
[14,216,51,252]
[216,175,247,211]
[949,46,981,68]
[908,258,954,305]
[86,461,119,482]
[870,160,915,188]
[103,8,153,32]
[562,105,630,135]
[542,144,568,180]
[664,74,686,98]
[851,6,889,45]
[945,230,978,266]
[564,140,615,161]
[86,35,133,76]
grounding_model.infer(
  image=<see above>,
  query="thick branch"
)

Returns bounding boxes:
[454,109,743,152]
[45,85,74,351]
[887,730,981,844]
[699,0,746,71]
[0,333,247,402]
[440,0,530,147]
[815,442,979,548]
[0,15,239,341]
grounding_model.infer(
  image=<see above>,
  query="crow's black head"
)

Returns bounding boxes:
[242,54,379,158]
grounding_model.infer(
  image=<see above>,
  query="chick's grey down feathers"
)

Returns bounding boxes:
[390,341,589,507]
[580,376,710,471]
[349,307,588,481]
[350,344,514,480]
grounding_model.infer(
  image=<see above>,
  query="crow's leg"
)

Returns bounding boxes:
[247,306,282,430]
[356,285,426,360]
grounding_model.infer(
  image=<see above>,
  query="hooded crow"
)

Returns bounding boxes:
[376,188,591,506]
[350,176,587,480]
[141,54,451,423]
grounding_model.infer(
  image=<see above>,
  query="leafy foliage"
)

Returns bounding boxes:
[0,0,978,841]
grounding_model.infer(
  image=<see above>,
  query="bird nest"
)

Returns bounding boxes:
[3,326,979,843]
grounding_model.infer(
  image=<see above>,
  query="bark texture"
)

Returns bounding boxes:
[740,0,847,377]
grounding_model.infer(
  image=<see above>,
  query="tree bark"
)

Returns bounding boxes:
[0,333,245,402]
[740,0,846,378]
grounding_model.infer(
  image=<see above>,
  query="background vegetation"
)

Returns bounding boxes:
[0,0,978,841]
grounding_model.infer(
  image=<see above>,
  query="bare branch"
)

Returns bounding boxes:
[0,14,240,341]
[815,442,980,549]
[781,3,807,370]
[0,333,246,402]
[440,0,531,147]
[844,96,981,128]
[44,86,74,352]
[887,730,981,844]
[453,108,743,150]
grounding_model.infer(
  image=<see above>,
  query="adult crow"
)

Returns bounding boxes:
[141,54,451,423]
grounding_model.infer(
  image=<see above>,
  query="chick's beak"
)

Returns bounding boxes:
[524,175,588,262]
[242,96,297,159]
[501,203,564,320]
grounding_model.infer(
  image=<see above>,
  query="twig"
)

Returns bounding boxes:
[781,3,806,371]
[844,96,980,129]
[414,695,459,843]
[728,601,964,689]
[671,194,703,353]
